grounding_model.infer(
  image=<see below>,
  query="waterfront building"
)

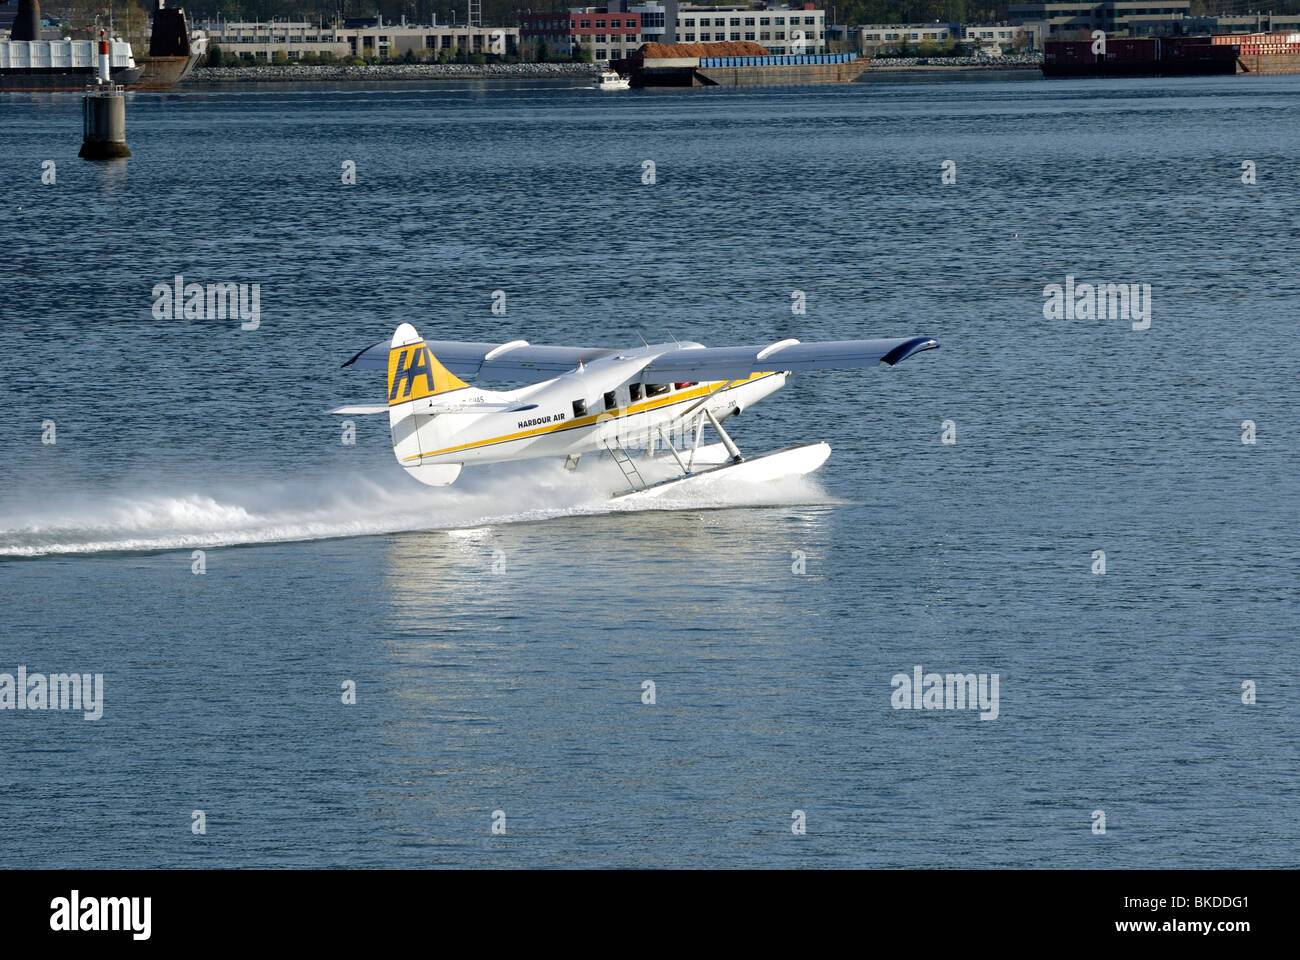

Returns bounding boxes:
[628,2,671,43]
[850,22,1034,53]
[1006,3,1300,44]
[519,2,826,59]
[1008,2,1189,37]
[962,24,1029,47]
[674,4,826,53]
[844,8,1300,54]
[517,8,644,61]
[851,23,961,51]
[197,16,519,61]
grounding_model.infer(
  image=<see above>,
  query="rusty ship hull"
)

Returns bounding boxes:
[133,51,203,89]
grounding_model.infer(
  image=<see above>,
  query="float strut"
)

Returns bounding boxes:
[704,408,743,463]
[687,416,706,472]
[657,427,690,474]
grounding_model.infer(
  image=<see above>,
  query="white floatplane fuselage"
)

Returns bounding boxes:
[334,323,939,494]
[403,364,783,465]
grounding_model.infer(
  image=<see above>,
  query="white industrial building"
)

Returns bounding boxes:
[197,17,519,61]
[851,22,1030,52]
[675,3,826,52]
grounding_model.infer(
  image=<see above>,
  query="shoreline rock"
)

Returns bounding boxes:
[185,63,600,83]
[184,57,1041,84]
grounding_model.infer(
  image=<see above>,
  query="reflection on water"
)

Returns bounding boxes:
[381,505,839,638]
[365,503,854,867]
[91,157,129,194]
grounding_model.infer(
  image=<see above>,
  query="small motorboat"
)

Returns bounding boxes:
[593,68,630,90]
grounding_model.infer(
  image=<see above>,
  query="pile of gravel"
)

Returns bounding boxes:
[186,62,599,83]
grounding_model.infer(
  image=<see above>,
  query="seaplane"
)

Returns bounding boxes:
[332,323,939,500]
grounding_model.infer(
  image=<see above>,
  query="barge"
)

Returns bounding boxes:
[1043,32,1300,77]
[616,40,868,88]
[1214,31,1300,75]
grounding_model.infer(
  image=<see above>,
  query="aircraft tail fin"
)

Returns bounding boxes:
[386,322,469,405]
[387,323,466,486]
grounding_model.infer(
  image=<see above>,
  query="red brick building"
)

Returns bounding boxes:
[519,8,644,61]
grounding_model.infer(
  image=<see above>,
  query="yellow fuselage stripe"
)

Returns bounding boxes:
[401,373,773,461]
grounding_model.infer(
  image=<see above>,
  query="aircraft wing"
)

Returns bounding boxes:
[640,337,939,381]
[329,401,539,416]
[343,339,619,377]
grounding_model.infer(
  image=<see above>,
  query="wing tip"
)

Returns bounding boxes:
[881,337,940,366]
[342,339,386,369]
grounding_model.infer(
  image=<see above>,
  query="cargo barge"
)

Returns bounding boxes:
[1043,32,1300,77]
[615,40,868,88]
[0,40,144,90]
[1212,31,1300,75]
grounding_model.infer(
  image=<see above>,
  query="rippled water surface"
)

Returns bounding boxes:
[0,73,1296,867]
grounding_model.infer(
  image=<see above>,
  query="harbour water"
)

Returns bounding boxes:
[1,73,1297,867]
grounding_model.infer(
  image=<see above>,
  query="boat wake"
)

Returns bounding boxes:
[0,460,834,558]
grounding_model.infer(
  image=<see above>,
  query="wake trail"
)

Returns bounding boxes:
[0,460,834,558]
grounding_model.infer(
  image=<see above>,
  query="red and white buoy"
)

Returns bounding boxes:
[80,29,130,159]
[97,29,111,84]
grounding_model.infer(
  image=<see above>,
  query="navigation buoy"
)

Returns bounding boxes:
[79,31,131,160]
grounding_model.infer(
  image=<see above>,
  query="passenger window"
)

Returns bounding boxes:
[646,383,669,397]
[675,381,696,390]
[629,383,643,402]
[573,399,587,417]
[604,390,618,411]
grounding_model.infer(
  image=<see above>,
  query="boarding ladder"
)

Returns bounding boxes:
[603,439,647,492]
